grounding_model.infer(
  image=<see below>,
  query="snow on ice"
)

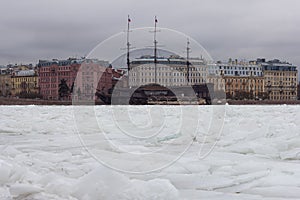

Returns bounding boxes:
[0,105,300,199]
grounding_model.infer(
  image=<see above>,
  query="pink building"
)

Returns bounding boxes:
[73,60,124,101]
[38,58,122,101]
[38,58,82,100]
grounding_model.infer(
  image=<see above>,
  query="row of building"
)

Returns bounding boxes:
[0,58,124,100]
[0,64,38,98]
[0,56,298,101]
[128,57,298,101]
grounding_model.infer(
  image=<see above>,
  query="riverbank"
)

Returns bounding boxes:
[1,97,300,105]
[0,97,73,105]
[227,99,300,105]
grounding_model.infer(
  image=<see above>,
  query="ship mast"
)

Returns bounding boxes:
[186,38,191,85]
[127,15,131,86]
[154,16,158,84]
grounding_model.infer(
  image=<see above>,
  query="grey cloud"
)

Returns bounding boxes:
[0,0,300,68]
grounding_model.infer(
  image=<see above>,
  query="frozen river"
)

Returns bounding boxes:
[0,105,300,199]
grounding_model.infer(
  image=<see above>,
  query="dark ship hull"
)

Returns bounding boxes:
[96,83,213,105]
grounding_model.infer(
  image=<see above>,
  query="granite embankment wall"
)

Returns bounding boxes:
[1,97,300,105]
[0,97,72,105]
[227,100,300,105]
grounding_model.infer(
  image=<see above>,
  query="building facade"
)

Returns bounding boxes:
[129,55,208,87]
[0,75,11,96]
[38,58,82,100]
[73,59,117,100]
[217,59,263,77]
[38,58,117,101]
[224,75,265,100]
[11,70,39,97]
[260,59,298,100]
[213,59,265,99]
[297,83,300,100]
[206,63,225,95]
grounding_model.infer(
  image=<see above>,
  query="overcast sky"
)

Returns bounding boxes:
[1,0,300,67]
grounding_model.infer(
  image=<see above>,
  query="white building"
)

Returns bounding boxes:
[217,60,263,77]
[129,55,208,87]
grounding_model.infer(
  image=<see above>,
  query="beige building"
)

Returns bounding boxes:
[206,63,225,94]
[260,59,298,101]
[224,76,265,100]
[216,60,266,100]
[215,58,298,101]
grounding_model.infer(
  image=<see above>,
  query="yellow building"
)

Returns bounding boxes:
[0,75,11,96]
[11,70,39,97]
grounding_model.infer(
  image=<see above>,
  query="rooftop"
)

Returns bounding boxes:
[14,70,36,77]
[132,55,205,65]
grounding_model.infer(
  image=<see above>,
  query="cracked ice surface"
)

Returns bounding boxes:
[0,105,300,199]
